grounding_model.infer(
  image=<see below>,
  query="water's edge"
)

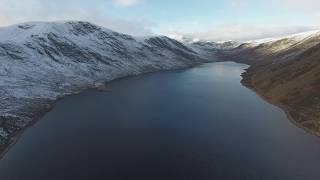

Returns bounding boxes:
[241,69,320,137]
[2,60,314,162]
[4,61,320,180]
[0,62,205,160]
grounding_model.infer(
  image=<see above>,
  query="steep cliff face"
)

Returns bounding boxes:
[0,21,216,148]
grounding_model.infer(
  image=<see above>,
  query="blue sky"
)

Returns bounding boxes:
[0,0,319,41]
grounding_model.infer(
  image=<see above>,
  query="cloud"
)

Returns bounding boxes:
[114,0,141,7]
[161,0,320,41]
[165,24,319,42]
[281,0,320,12]
[0,0,319,41]
[225,0,320,13]
[0,0,153,36]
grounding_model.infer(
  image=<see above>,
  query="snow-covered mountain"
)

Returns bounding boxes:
[0,21,219,146]
[168,33,239,50]
[187,40,239,60]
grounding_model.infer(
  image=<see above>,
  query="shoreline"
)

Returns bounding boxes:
[0,61,208,160]
[240,70,320,137]
[0,102,55,160]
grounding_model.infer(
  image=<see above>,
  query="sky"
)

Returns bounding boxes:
[0,0,320,41]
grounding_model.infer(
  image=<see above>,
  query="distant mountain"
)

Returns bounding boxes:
[191,40,239,49]
[0,21,219,148]
[169,34,239,50]
[224,30,320,64]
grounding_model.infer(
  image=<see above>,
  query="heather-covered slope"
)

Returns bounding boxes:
[225,31,320,135]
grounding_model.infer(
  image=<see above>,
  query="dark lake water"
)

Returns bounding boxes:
[1,62,320,180]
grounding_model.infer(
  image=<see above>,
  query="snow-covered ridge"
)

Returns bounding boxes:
[246,30,320,46]
[232,30,320,55]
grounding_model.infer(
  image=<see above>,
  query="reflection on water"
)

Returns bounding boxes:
[0,62,320,180]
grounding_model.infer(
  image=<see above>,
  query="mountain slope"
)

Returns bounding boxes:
[221,30,320,64]
[224,30,320,135]
[0,21,216,150]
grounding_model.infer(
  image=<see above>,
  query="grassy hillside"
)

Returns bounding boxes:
[242,44,320,134]
[232,37,320,135]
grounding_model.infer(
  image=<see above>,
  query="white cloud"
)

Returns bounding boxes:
[0,0,319,41]
[165,24,319,42]
[0,0,153,36]
[225,0,320,13]
[281,0,320,12]
[114,0,141,7]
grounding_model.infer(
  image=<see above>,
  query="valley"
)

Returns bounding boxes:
[0,21,320,160]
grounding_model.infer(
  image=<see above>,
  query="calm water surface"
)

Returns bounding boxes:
[1,62,320,180]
